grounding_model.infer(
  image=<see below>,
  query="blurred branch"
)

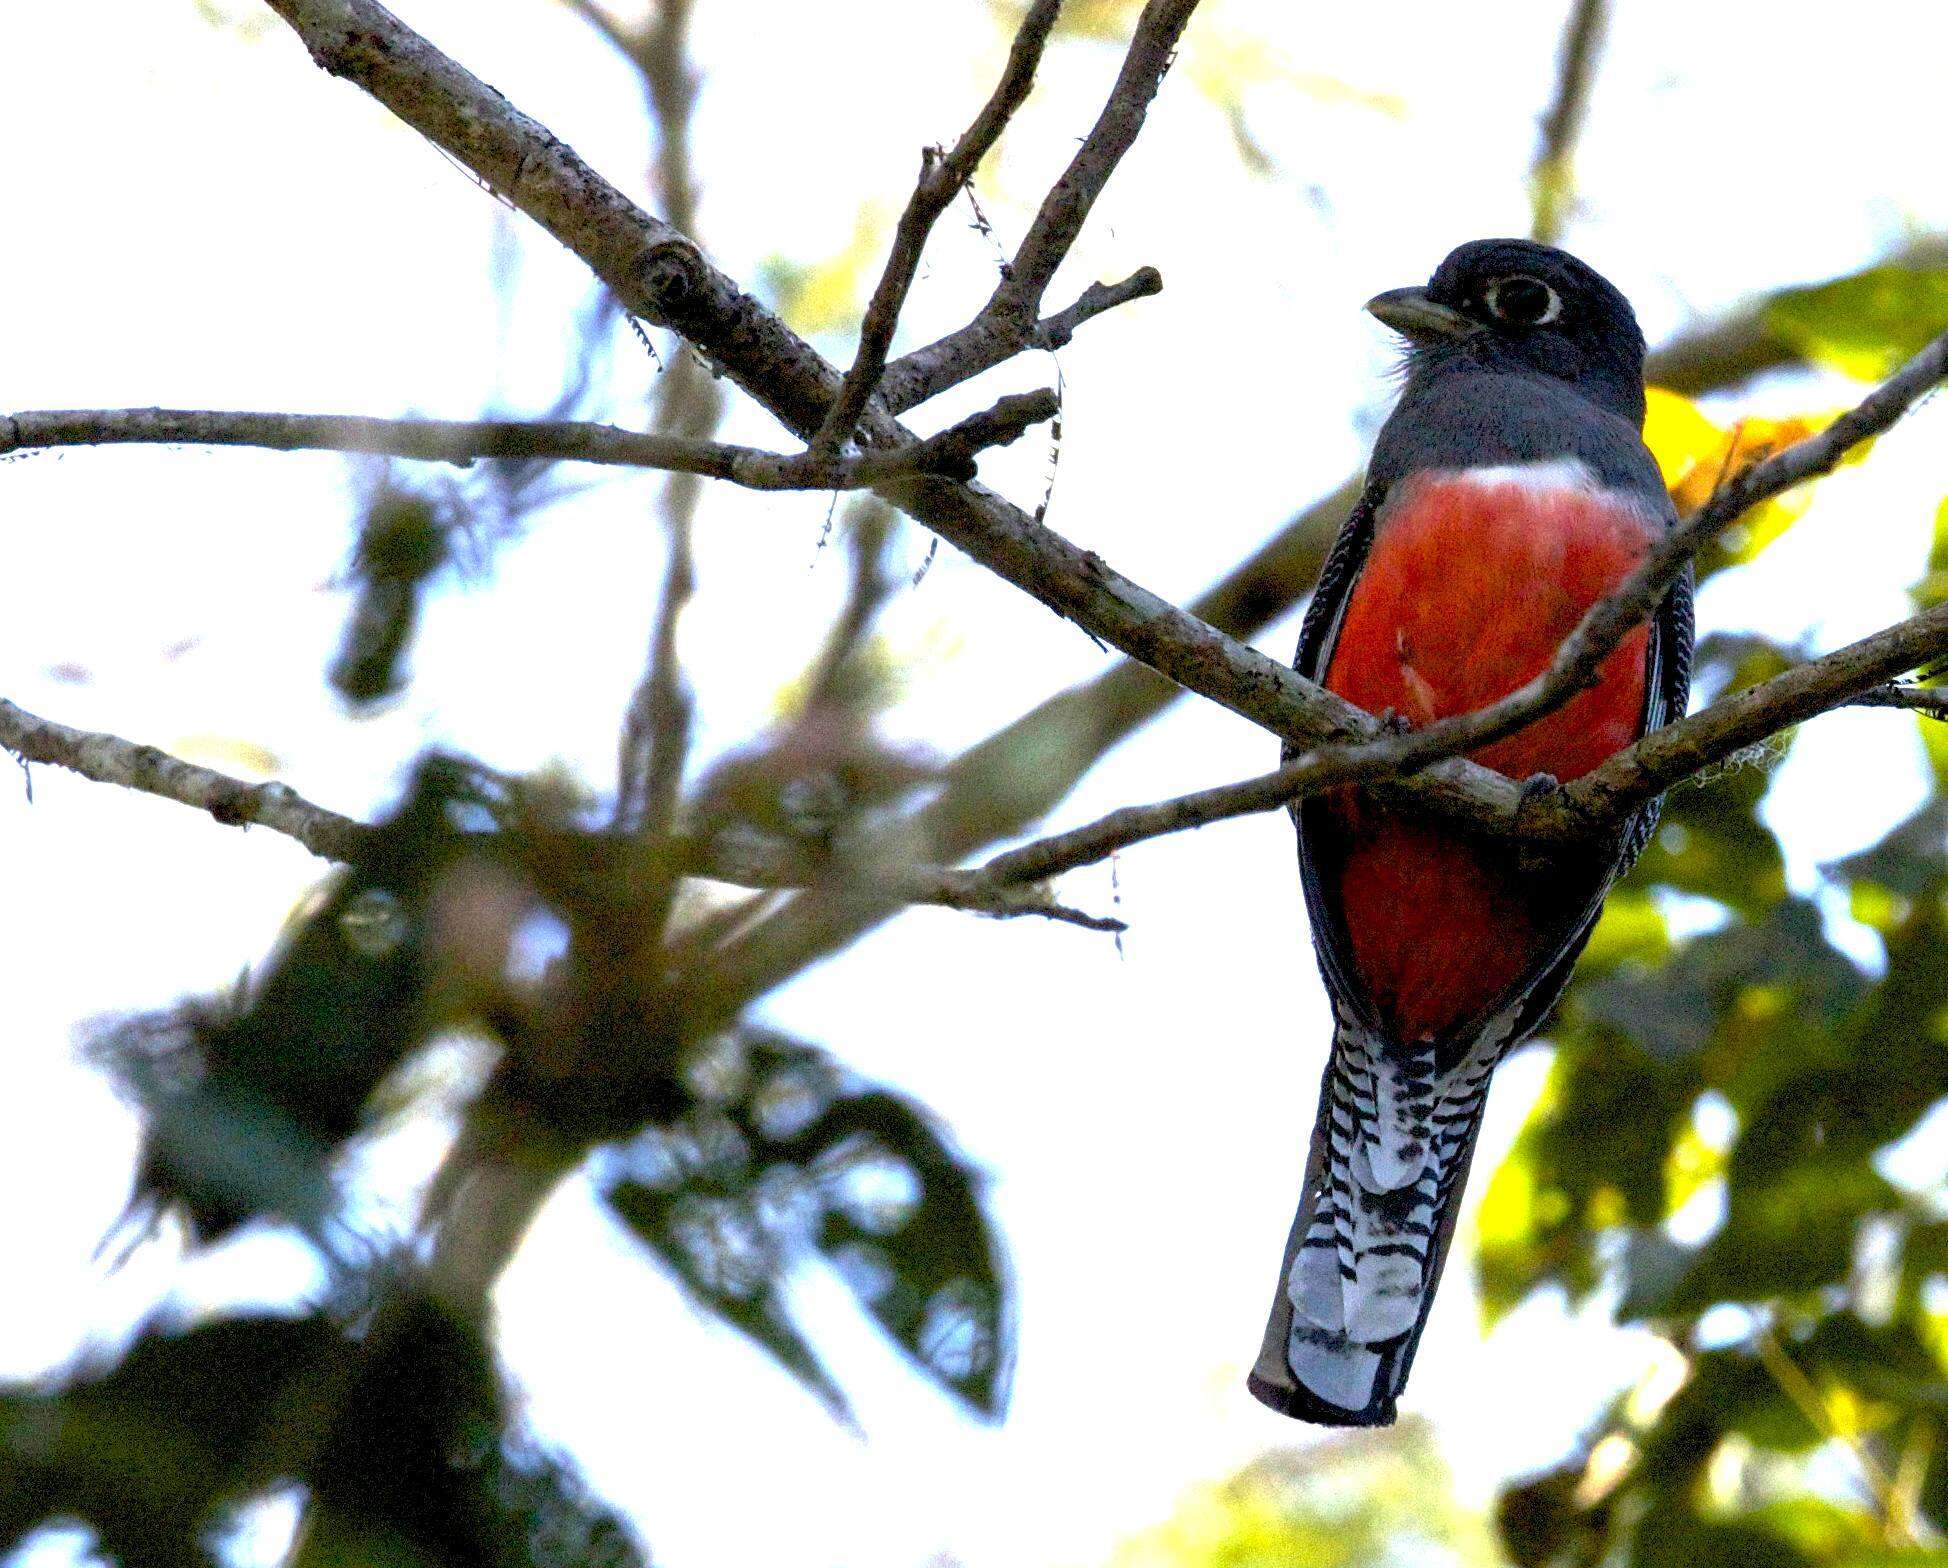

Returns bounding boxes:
[1648,233,1948,396]
[1529,0,1607,246]
[1754,1327,1921,1550]
[812,0,1065,453]
[614,490,697,839]
[557,0,632,61]
[799,502,898,712]
[612,0,715,874]
[0,696,371,861]
[0,398,1060,490]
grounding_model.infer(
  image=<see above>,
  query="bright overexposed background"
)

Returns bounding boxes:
[4,3,1947,1564]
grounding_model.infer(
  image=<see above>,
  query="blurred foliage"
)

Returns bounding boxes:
[607,1028,1010,1420]
[1478,498,1948,1563]
[330,481,452,709]
[1764,267,1948,381]
[757,205,892,339]
[990,0,1404,169]
[1106,1419,1501,1568]
[91,759,479,1246]
[1915,499,1948,612]
[0,1293,645,1568]
[32,509,1009,1559]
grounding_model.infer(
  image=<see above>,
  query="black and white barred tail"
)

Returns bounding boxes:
[1247,1004,1518,1425]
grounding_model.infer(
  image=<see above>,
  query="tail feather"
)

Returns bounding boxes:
[1249,1010,1508,1426]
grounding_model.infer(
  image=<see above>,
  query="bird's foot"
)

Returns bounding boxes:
[1514,773,1561,875]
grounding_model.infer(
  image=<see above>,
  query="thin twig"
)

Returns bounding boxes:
[993,0,1197,320]
[612,0,714,897]
[810,0,1065,452]
[1844,681,1948,718]
[872,0,1195,414]
[0,694,1120,932]
[0,697,371,861]
[881,266,1163,416]
[0,396,1059,490]
[697,841,1124,931]
[948,599,1948,890]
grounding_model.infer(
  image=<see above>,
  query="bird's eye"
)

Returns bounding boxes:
[1484,275,1561,326]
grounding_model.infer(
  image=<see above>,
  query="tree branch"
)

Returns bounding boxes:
[0,697,372,861]
[811,0,1065,452]
[880,266,1163,415]
[945,598,1948,890]
[251,0,1948,901]
[0,397,1059,490]
[1559,600,1948,826]
[871,0,1194,415]
[0,695,1122,933]
[1844,681,1948,719]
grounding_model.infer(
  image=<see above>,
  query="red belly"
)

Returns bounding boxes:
[1322,471,1653,1042]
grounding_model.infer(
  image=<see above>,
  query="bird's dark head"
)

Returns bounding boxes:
[1366,239,1648,424]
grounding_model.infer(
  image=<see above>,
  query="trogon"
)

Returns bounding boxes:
[1248,239,1694,1425]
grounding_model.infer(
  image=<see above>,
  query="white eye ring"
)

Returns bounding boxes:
[1485,275,1562,326]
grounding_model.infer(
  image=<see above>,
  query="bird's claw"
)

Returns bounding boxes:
[1514,773,1562,874]
[1516,772,1561,810]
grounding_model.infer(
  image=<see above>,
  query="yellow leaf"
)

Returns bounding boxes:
[1643,390,1868,568]
[172,735,282,778]
[758,205,889,338]
[1642,387,1724,495]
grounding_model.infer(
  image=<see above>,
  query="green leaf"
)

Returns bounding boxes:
[87,758,481,1244]
[1763,266,1948,380]
[1659,1163,1896,1312]
[1831,799,1948,899]
[605,1029,1013,1420]
[1628,760,1792,918]
[607,1175,856,1424]
[0,1314,338,1564]
[1475,1035,1695,1321]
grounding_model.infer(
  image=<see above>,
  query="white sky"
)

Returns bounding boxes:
[3,3,1948,1566]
